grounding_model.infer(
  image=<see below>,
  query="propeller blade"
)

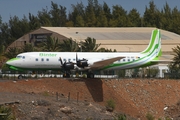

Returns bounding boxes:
[76,53,78,62]
[59,57,63,65]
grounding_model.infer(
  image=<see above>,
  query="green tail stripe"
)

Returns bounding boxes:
[103,43,160,69]
[103,29,161,70]
[142,29,158,54]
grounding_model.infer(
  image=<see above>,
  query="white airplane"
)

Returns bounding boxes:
[6,29,161,78]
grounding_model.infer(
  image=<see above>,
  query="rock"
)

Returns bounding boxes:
[37,100,51,106]
[60,107,72,114]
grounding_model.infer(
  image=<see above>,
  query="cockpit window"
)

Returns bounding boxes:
[16,56,25,59]
[16,56,22,58]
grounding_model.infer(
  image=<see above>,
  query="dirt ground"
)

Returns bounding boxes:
[0,77,180,119]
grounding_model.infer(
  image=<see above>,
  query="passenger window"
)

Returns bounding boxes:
[22,56,25,59]
[35,58,38,61]
[46,58,49,61]
[41,58,44,61]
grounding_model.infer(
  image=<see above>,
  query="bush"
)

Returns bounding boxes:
[106,99,115,112]
[82,74,86,78]
[117,114,126,120]
[76,73,79,77]
[0,105,14,120]
[42,91,49,96]
[146,112,155,120]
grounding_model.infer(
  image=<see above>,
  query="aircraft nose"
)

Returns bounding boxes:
[6,60,13,65]
[6,58,18,66]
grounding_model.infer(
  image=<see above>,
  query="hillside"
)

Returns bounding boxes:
[0,78,180,119]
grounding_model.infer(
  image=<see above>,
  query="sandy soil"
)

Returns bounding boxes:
[0,78,180,119]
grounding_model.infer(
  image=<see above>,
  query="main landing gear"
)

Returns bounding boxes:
[18,74,23,79]
[62,71,70,78]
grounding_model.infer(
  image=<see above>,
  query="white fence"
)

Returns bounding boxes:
[0,74,118,79]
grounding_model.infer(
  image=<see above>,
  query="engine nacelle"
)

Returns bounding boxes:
[63,62,74,70]
[77,59,88,68]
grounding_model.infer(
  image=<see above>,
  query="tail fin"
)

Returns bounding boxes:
[141,29,161,60]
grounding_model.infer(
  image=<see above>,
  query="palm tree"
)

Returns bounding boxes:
[168,45,180,78]
[59,38,79,52]
[80,37,101,52]
[42,36,60,52]
[171,45,180,67]
[3,47,21,59]
[98,48,117,52]
[21,43,35,52]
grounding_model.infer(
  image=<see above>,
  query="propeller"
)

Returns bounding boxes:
[76,53,88,68]
[59,57,74,70]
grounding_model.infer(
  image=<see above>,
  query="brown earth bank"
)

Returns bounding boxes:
[0,78,180,119]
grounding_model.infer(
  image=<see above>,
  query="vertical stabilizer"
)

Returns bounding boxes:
[141,29,161,60]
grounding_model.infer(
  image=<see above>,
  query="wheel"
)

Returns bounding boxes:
[63,72,70,78]
[18,75,23,79]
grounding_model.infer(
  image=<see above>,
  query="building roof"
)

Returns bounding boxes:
[41,27,180,53]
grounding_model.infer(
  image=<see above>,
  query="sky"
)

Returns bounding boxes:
[0,0,180,23]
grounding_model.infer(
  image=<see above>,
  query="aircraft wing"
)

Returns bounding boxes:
[89,57,124,70]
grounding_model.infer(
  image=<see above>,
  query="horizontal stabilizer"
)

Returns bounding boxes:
[150,60,172,64]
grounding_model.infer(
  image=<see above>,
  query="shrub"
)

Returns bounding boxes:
[106,99,115,112]
[117,114,126,120]
[42,91,49,96]
[165,117,171,120]
[146,112,155,120]
[76,73,79,77]
[82,74,86,78]
[0,105,14,120]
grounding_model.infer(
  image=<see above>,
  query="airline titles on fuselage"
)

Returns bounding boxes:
[39,53,57,57]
